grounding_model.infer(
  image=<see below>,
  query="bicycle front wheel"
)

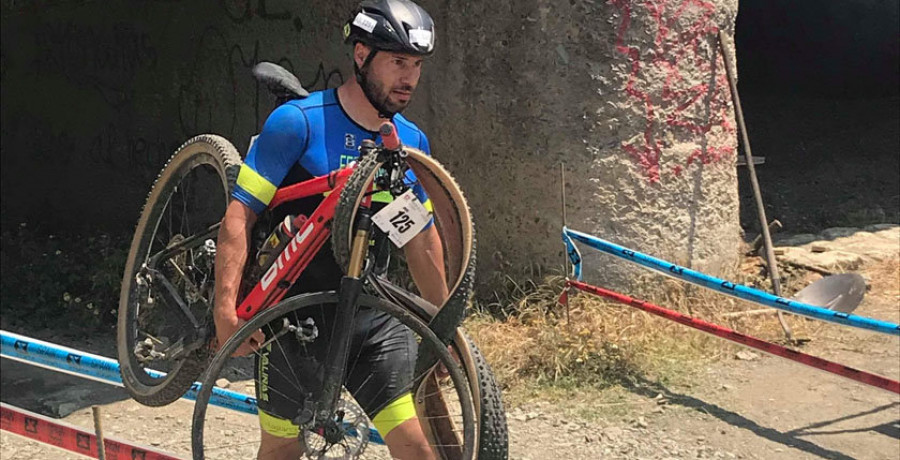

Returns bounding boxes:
[191,292,477,460]
[117,135,241,406]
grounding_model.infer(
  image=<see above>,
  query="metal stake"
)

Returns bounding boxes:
[718,30,793,341]
[560,163,571,326]
[92,406,106,460]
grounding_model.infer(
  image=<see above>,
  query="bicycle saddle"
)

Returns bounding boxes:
[252,62,309,103]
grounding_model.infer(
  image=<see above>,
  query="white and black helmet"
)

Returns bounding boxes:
[343,0,435,56]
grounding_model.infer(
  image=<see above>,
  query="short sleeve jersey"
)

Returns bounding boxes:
[232,89,431,214]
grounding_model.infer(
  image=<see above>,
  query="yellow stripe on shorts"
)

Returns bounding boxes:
[236,165,277,205]
[371,392,417,438]
[258,409,300,438]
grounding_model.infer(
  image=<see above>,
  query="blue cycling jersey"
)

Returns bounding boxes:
[232,88,431,215]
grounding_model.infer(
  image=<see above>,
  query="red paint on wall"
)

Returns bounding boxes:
[610,0,736,182]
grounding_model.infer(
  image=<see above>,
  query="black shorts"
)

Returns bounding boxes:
[254,305,417,431]
[252,246,417,435]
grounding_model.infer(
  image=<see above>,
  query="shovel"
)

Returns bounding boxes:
[793,273,867,314]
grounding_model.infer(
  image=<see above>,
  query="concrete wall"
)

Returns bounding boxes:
[417,0,742,286]
[1,0,743,290]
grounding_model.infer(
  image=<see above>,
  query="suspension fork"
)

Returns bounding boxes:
[316,207,373,424]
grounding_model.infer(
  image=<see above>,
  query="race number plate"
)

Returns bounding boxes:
[372,189,430,248]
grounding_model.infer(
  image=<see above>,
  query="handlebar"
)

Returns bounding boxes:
[379,121,401,151]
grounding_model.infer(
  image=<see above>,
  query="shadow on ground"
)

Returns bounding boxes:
[621,375,898,460]
[1,357,130,418]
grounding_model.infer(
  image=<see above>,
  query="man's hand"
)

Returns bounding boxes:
[435,344,462,380]
[214,310,265,357]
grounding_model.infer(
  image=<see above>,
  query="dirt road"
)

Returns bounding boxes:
[3,227,898,459]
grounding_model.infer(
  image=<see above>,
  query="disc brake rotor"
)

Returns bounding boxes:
[302,399,370,459]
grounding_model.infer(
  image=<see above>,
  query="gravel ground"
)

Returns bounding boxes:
[3,226,898,459]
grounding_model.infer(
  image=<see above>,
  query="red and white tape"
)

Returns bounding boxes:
[1,403,181,460]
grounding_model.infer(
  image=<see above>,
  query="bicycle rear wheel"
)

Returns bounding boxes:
[191,292,477,460]
[117,135,241,406]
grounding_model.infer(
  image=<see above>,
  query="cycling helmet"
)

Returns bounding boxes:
[343,0,435,56]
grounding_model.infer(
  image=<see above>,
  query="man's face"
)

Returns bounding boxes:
[356,44,425,114]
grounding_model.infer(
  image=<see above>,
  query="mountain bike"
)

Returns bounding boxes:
[115,63,508,459]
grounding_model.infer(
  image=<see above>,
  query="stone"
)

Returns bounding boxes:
[864,224,898,232]
[775,234,818,246]
[603,426,623,441]
[777,247,864,270]
[735,350,760,361]
[820,227,859,239]
[216,378,231,389]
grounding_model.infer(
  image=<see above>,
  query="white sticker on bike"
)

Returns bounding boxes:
[372,189,431,248]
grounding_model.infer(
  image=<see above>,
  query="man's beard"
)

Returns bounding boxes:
[360,68,414,117]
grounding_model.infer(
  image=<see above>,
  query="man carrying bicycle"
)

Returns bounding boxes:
[213,1,448,458]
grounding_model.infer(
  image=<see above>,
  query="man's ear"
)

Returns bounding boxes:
[354,43,371,68]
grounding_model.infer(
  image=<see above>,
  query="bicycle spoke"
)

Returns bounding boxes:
[239,344,312,407]
[181,173,190,236]
[262,319,307,397]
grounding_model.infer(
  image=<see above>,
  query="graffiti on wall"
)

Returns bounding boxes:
[221,0,303,32]
[32,21,158,109]
[15,3,343,180]
[88,124,179,175]
[176,0,344,140]
[611,0,735,183]
[177,27,344,140]
[2,1,349,228]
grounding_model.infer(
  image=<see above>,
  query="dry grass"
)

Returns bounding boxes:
[464,257,838,395]
[863,257,900,321]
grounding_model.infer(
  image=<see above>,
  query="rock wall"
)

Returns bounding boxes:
[416,0,742,287]
[1,0,743,291]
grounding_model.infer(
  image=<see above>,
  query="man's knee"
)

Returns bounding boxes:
[257,410,302,460]
[383,417,436,460]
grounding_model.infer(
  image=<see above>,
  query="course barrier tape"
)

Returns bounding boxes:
[1,402,181,459]
[565,279,900,394]
[562,227,900,336]
[0,330,386,445]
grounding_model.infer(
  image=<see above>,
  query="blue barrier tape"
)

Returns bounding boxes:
[0,330,386,445]
[562,227,900,336]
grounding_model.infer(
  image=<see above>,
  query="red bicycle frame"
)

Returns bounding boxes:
[235,167,370,321]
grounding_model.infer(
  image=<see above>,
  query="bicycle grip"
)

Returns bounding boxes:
[379,121,401,150]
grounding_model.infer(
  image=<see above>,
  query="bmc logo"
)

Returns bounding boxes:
[261,222,315,291]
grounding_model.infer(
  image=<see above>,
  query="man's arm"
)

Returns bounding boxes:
[213,199,264,356]
[403,224,449,307]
